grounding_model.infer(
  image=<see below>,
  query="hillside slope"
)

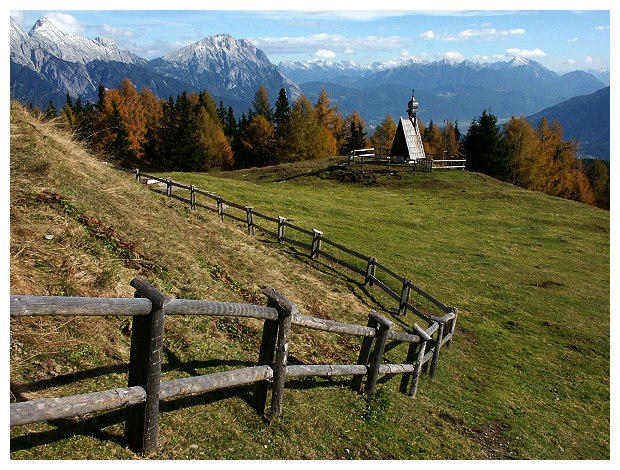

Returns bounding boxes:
[10,103,609,459]
[527,86,610,160]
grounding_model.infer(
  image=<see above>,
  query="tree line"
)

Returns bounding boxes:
[35,79,608,209]
[462,109,609,209]
[40,79,383,172]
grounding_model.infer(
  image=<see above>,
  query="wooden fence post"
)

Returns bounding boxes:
[446,307,458,347]
[399,342,418,394]
[124,277,168,455]
[365,311,392,394]
[245,206,255,235]
[277,216,286,243]
[311,229,323,259]
[253,315,279,417]
[135,169,140,182]
[409,339,429,397]
[429,321,445,378]
[398,279,411,316]
[262,287,296,419]
[402,324,431,397]
[190,185,196,210]
[365,257,376,286]
[216,197,224,221]
[421,330,433,376]
[166,180,172,197]
[409,341,427,397]
[351,315,379,393]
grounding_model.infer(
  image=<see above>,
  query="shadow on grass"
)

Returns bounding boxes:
[10,357,255,395]
[144,181,435,336]
[10,339,414,454]
[269,162,345,184]
[10,384,259,453]
[10,366,376,453]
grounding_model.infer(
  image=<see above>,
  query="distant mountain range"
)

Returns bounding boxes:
[10,17,300,112]
[586,68,610,86]
[281,58,606,128]
[527,86,610,160]
[10,16,609,160]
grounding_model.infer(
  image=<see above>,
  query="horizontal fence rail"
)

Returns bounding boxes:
[431,159,466,171]
[135,169,454,323]
[10,295,153,316]
[346,150,466,173]
[10,276,457,455]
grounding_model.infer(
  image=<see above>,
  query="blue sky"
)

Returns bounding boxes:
[10,10,610,71]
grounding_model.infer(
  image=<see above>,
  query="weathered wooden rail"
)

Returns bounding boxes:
[135,169,456,325]
[10,276,456,455]
[431,159,466,170]
[347,153,433,172]
[347,147,466,172]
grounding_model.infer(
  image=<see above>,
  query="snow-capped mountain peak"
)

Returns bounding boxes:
[13,16,144,67]
[509,56,529,67]
[162,34,266,68]
[151,33,301,101]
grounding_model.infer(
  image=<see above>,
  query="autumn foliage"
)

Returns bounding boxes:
[464,110,601,207]
[50,78,606,209]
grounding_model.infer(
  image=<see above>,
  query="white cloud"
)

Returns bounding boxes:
[399,10,536,17]
[420,30,435,40]
[567,37,579,43]
[401,49,410,58]
[249,33,409,54]
[251,11,415,22]
[43,12,84,35]
[314,49,336,59]
[344,46,354,54]
[562,58,577,65]
[444,51,464,61]
[506,47,545,58]
[309,11,412,21]
[442,27,525,41]
[102,23,134,38]
[595,25,609,31]
[585,56,594,64]
[10,10,24,24]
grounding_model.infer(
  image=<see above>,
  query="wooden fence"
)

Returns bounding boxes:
[431,159,466,171]
[135,169,456,325]
[348,148,465,172]
[347,151,433,173]
[10,276,456,455]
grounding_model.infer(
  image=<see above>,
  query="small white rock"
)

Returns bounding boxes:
[44,234,54,240]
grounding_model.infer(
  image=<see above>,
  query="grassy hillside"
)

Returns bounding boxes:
[10,102,609,459]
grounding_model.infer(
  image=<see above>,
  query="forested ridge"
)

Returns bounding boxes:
[33,78,608,209]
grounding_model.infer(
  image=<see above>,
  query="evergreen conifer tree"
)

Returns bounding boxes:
[273,88,293,162]
[463,109,508,178]
[345,122,366,153]
[97,84,106,110]
[44,101,57,120]
[65,92,73,111]
[226,106,236,137]
[274,88,291,132]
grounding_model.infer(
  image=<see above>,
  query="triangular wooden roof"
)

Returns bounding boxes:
[390,117,425,160]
